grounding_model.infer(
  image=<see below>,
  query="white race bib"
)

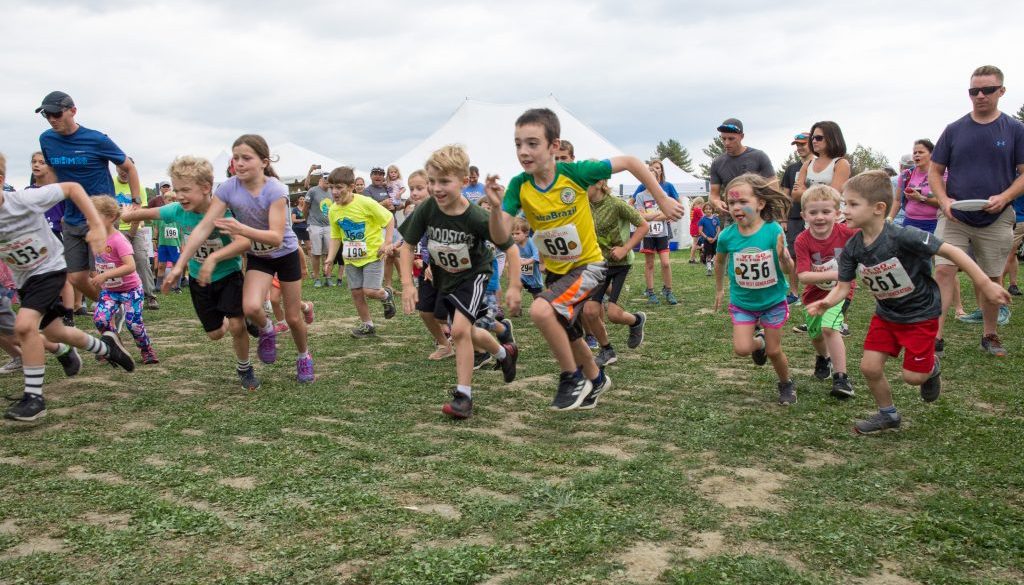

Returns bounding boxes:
[342,240,369,261]
[858,258,914,299]
[428,240,471,273]
[96,261,123,288]
[649,221,667,237]
[250,240,279,257]
[194,238,224,261]
[534,225,583,263]
[0,234,50,272]
[163,226,179,240]
[813,258,839,290]
[520,261,534,275]
[732,250,777,289]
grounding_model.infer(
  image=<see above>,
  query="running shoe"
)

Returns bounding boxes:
[62,313,75,327]
[245,318,260,338]
[830,373,854,400]
[981,333,1007,357]
[550,371,592,411]
[238,366,261,391]
[792,323,808,334]
[141,346,160,365]
[4,393,45,422]
[273,322,290,334]
[585,334,598,350]
[920,359,941,403]
[646,290,659,305]
[854,412,901,435]
[327,277,337,287]
[350,323,376,339]
[145,296,160,311]
[257,326,277,364]
[1009,284,1022,297]
[497,319,515,345]
[595,346,617,367]
[998,304,1011,325]
[785,293,801,306]
[627,312,646,349]
[313,279,323,288]
[813,355,832,380]
[839,323,851,337]
[56,347,81,377]
[663,288,678,305]
[382,287,396,320]
[958,308,983,323]
[751,330,767,366]
[777,379,797,406]
[0,357,22,374]
[494,343,518,383]
[472,351,493,371]
[934,337,944,357]
[101,331,135,372]
[428,343,455,361]
[74,307,89,316]
[579,369,612,410]
[442,389,473,419]
[296,354,314,383]
[302,301,315,325]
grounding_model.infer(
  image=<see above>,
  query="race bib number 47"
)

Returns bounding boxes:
[732,250,777,289]
[858,258,914,299]
[534,225,583,263]
[0,235,49,272]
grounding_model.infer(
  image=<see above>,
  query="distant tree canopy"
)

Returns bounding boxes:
[698,136,725,180]
[652,139,695,173]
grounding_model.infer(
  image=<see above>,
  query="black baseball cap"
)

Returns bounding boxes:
[717,118,744,134]
[370,167,385,175]
[35,91,75,114]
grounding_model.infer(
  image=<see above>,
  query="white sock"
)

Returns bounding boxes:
[24,366,44,397]
[456,384,471,398]
[493,346,507,361]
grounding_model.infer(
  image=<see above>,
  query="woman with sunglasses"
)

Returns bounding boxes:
[794,122,851,207]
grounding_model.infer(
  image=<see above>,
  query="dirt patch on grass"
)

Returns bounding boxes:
[217,476,257,490]
[310,416,346,425]
[180,428,204,436]
[0,536,66,559]
[66,465,125,485]
[467,487,522,504]
[123,421,156,432]
[80,512,131,530]
[681,530,725,559]
[583,444,634,461]
[235,436,270,445]
[461,411,532,444]
[401,503,462,520]
[0,519,18,535]
[616,541,673,582]
[698,467,789,511]
[506,374,556,392]
[143,455,171,467]
[861,561,921,585]
[479,571,521,585]
[795,448,844,469]
[333,559,368,579]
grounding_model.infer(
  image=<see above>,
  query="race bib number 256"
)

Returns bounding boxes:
[732,250,777,289]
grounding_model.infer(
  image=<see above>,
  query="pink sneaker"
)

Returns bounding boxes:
[302,301,314,325]
[273,322,289,334]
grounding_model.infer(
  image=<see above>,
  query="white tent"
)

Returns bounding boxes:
[211,142,371,186]
[390,95,626,185]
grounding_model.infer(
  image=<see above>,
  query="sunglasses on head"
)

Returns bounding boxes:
[719,124,740,133]
[41,109,65,120]
[811,135,825,142]
[968,85,1002,97]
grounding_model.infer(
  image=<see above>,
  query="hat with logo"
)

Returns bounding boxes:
[717,118,744,134]
[791,132,809,145]
[370,167,386,175]
[35,91,75,114]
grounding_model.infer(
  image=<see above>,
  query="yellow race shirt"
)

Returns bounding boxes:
[502,159,612,275]
[328,194,392,268]
[113,177,148,231]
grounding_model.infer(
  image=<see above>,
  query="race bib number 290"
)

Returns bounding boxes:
[858,258,914,299]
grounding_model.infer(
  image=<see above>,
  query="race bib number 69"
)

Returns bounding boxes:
[534,225,583,263]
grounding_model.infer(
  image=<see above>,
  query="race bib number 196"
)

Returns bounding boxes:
[534,225,583,263]
[858,258,914,299]
[732,250,777,289]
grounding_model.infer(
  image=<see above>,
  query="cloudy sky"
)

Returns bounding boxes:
[2,0,1021,189]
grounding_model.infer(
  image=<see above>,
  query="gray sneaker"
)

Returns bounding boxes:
[981,333,1007,357]
[854,411,901,435]
[594,346,617,367]
[579,370,612,410]
[752,330,767,366]
[777,380,797,406]
[237,366,262,391]
[627,312,646,349]
[350,323,376,339]
[382,288,396,320]
[830,373,854,400]
[920,359,941,403]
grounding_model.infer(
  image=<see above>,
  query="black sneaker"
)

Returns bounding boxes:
[627,312,646,349]
[237,366,262,391]
[934,337,944,357]
[579,370,612,410]
[1009,284,1023,297]
[792,323,808,333]
[920,359,941,403]
[4,393,46,422]
[550,371,592,411]
[441,390,473,419]
[777,380,797,406]
[595,346,617,367]
[245,318,260,339]
[839,323,851,337]
[382,288,396,320]
[494,343,518,383]
[472,352,493,371]
[56,347,82,377]
[830,372,854,400]
[497,319,515,345]
[751,330,767,366]
[101,331,135,372]
[813,355,832,380]
[854,412,901,435]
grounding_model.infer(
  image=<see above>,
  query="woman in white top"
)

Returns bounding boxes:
[793,121,851,203]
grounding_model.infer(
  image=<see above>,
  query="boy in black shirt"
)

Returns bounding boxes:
[807,171,1009,434]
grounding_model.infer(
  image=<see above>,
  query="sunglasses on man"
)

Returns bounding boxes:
[968,85,1002,97]
[40,109,65,120]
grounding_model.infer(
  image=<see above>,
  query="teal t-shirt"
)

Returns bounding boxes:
[158,202,241,283]
[717,220,789,311]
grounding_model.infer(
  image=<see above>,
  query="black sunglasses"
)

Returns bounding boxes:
[41,109,65,120]
[811,135,826,142]
[968,85,1002,97]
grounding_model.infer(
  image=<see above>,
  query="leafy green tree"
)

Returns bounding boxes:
[1014,104,1024,123]
[775,151,802,183]
[653,139,695,173]
[698,136,725,179]
[848,144,891,175]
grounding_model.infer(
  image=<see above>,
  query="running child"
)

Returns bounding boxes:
[399,145,521,419]
[1,155,134,422]
[697,202,720,276]
[154,191,184,292]
[632,160,680,305]
[582,178,650,370]
[807,171,1010,434]
[90,196,158,365]
[122,155,264,390]
[794,184,858,399]
[512,217,543,300]
[168,135,314,383]
[713,173,797,405]
[485,108,684,411]
[408,170,454,360]
[322,166,397,338]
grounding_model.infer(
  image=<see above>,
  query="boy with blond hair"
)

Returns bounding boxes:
[486,108,684,411]
[795,184,858,399]
[399,145,521,419]
[323,166,397,338]
[808,171,1011,434]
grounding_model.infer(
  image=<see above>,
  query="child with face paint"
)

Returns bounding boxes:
[713,173,797,405]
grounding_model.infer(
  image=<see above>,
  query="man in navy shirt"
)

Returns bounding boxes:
[930,66,1024,357]
[37,91,142,301]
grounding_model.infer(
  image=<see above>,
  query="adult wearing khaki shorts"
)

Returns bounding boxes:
[931,65,1024,357]
[1002,204,1024,296]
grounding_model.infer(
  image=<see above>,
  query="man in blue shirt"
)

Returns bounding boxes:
[462,166,486,204]
[37,90,142,301]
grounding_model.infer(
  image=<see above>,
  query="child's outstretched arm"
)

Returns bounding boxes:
[713,252,727,311]
[485,176,513,245]
[609,156,684,220]
[399,243,418,314]
[805,281,852,316]
[938,243,1012,307]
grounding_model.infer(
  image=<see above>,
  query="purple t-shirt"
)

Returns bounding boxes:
[214,176,298,259]
[931,113,1024,227]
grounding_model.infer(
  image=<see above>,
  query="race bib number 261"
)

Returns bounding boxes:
[858,258,914,299]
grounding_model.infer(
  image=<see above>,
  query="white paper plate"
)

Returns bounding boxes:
[950,199,989,212]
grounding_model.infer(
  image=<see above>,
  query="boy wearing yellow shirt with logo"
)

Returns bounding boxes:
[323,166,396,338]
[486,108,684,411]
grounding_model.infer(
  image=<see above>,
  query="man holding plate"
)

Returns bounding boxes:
[930,65,1024,357]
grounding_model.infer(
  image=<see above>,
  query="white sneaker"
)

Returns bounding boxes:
[0,357,23,374]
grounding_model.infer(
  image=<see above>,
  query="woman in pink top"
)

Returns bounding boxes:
[90,196,156,365]
[896,139,942,234]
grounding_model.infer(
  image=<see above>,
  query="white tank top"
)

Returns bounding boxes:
[806,157,840,187]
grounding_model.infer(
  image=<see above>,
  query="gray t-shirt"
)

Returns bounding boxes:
[838,223,943,323]
[364,184,389,204]
[0,185,68,287]
[306,186,331,227]
[710,147,774,186]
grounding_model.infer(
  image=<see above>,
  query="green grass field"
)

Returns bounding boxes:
[1,252,1022,584]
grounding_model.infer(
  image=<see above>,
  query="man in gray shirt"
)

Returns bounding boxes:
[364,167,390,205]
[303,166,333,287]
[708,118,775,222]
